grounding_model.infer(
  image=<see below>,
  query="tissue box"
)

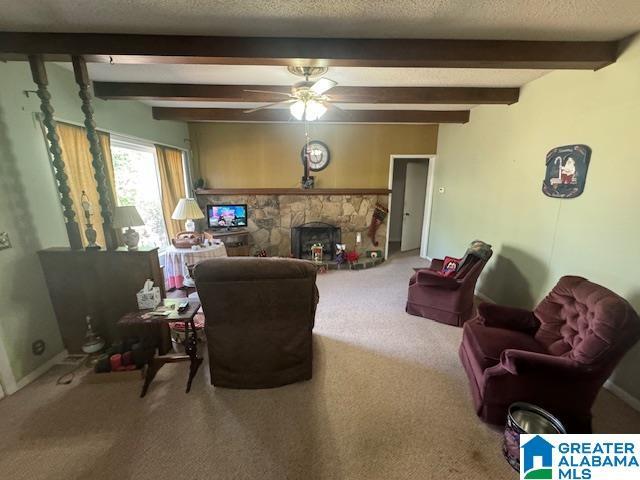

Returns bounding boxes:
[136,287,161,310]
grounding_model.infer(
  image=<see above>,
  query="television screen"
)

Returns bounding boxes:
[207,204,248,229]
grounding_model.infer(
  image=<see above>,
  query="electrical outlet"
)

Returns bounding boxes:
[0,232,11,250]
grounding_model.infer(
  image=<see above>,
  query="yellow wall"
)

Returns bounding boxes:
[189,123,438,188]
[431,34,640,401]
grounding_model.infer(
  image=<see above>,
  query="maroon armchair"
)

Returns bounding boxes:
[406,242,492,326]
[459,276,640,432]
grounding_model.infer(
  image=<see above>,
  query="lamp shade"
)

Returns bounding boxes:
[171,198,205,220]
[112,205,144,228]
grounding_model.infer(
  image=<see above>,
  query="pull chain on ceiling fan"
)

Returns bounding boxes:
[243,66,339,121]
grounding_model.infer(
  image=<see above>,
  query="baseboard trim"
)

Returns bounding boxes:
[604,380,640,413]
[9,350,68,394]
[0,339,16,397]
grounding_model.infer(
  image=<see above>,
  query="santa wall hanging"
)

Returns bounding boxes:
[542,144,591,199]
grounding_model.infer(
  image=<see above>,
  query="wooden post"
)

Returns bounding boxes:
[71,56,118,250]
[28,55,83,250]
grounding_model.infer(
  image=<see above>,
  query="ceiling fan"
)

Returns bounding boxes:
[243,66,339,121]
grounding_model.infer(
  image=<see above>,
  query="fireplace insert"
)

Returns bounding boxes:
[291,222,341,260]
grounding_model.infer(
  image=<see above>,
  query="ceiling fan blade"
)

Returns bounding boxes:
[243,99,295,114]
[310,78,338,95]
[243,89,294,97]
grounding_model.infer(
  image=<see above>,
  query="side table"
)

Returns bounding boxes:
[164,243,227,290]
[209,228,250,256]
[117,299,202,397]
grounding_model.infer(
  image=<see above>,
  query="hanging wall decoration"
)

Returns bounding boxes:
[367,203,389,246]
[542,144,591,199]
[300,140,330,172]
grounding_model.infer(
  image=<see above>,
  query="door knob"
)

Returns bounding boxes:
[404,212,410,216]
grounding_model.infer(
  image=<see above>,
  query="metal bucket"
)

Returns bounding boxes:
[503,402,566,471]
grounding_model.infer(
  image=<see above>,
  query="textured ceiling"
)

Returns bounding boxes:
[58,63,549,88]
[55,63,548,112]
[37,2,638,118]
[2,0,640,40]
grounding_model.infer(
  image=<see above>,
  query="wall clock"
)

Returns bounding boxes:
[300,141,331,171]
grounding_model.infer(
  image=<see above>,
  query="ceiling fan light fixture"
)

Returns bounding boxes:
[305,99,327,121]
[247,67,337,122]
[290,100,305,120]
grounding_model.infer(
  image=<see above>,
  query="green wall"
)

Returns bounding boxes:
[430,34,640,401]
[0,62,188,386]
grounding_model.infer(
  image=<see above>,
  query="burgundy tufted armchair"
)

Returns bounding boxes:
[459,276,640,432]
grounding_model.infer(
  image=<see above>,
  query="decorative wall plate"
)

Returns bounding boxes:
[300,141,330,171]
[542,144,591,199]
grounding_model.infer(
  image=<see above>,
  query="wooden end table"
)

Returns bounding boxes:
[117,298,203,397]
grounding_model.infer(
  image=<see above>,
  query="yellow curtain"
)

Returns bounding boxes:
[100,132,118,211]
[99,132,123,245]
[156,145,186,239]
[56,123,118,248]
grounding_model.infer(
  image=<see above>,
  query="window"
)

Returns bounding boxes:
[110,137,170,249]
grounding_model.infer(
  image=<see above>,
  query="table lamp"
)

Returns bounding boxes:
[113,205,144,250]
[172,198,204,232]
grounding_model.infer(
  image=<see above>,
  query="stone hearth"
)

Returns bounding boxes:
[197,193,388,257]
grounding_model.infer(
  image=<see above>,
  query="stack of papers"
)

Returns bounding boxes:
[142,304,176,319]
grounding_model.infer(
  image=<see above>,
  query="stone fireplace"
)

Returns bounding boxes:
[196,190,389,257]
[291,222,341,260]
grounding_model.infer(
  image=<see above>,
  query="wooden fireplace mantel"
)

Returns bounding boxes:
[195,188,391,196]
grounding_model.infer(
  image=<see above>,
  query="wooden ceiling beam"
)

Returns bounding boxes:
[94,82,520,105]
[151,107,470,124]
[0,32,618,70]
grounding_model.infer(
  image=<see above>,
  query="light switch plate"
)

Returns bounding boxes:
[0,232,11,250]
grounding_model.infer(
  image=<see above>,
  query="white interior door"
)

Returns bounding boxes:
[401,161,428,251]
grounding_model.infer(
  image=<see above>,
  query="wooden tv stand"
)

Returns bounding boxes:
[210,228,250,256]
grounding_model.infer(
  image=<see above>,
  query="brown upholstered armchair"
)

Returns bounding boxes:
[459,276,640,432]
[406,241,493,326]
[194,257,319,389]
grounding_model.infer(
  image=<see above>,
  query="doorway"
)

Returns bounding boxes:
[387,155,434,258]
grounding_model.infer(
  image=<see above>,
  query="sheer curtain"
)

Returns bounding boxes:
[56,122,118,248]
[155,145,186,240]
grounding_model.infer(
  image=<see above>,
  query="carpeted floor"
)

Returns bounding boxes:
[1,252,639,480]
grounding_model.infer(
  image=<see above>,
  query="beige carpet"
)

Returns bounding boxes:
[1,252,639,480]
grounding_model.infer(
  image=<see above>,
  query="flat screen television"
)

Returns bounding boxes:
[207,204,248,229]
